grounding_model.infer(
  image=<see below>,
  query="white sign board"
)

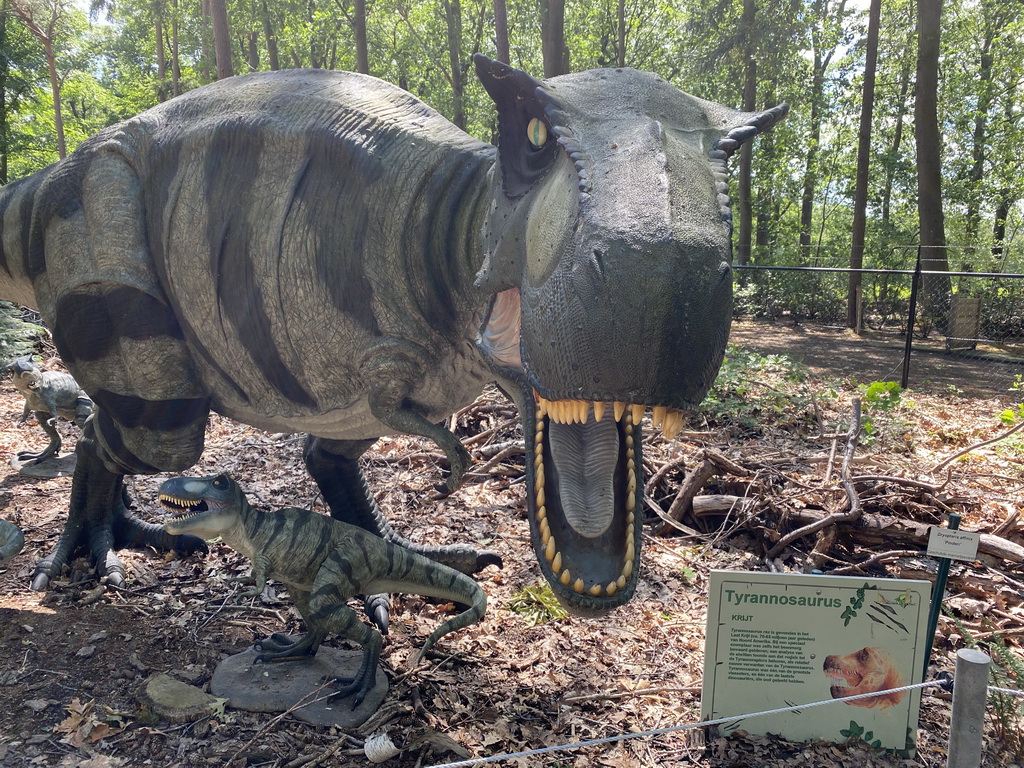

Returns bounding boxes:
[926,527,980,562]
[702,571,930,755]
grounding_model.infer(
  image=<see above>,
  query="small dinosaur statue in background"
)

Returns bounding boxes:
[159,473,487,707]
[7,356,93,465]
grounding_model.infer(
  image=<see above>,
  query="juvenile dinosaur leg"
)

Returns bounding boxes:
[253,591,324,659]
[309,552,384,708]
[16,411,62,464]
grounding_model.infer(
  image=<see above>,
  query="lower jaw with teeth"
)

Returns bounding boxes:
[534,396,642,599]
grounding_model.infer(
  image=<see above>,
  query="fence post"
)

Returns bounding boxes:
[901,250,922,389]
[947,648,991,768]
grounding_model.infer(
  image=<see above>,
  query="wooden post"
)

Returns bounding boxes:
[947,648,991,768]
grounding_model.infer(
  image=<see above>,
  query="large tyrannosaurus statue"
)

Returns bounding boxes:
[0,56,785,616]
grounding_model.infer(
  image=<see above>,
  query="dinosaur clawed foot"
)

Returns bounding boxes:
[31,494,207,592]
[324,668,376,709]
[16,448,58,465]
[254,631,320,661]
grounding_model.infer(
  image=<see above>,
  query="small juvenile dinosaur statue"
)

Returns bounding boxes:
[7,356,93,465]
[159,473,487,707]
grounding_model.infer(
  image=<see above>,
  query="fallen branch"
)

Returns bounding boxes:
[783,508,1024,563]
[766,399,863,559]
[930,419,1024,473]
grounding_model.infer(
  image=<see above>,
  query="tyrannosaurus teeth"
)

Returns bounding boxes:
[663,410,685,440]
[593,401,605,422]
[630,404,644,425]
[652,405,667,428]
[613,401,627,421]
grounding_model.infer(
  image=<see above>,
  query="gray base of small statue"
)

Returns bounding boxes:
[211,640,388,727]
[10,453,77,478]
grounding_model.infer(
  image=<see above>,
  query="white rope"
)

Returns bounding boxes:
[427,680,940,768]
[989,685,1024,698]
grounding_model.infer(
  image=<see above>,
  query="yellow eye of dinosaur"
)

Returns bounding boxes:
[527,118,548,148]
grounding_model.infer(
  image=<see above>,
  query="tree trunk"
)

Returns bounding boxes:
[154,12,167,101]
[260,0,279,70]
[354,0,368,74]
[244,30,258,71]
[209,0,233,79]
[964,30,996,250]
[42,35,65,158]
[881,50,912,226]
[735,0,756,267]
[846,0,880,330]
[492,0,509,63]
[798,47,823,264]
[171,0,181,95]
[442,0,465,129]
[616,0,625,68]
[540,0,566,76]
[0,1,8,184]
[915,0,950,332]
[992,191,1012,260]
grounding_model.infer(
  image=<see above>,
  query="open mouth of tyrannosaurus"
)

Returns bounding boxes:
[479,288,690,615]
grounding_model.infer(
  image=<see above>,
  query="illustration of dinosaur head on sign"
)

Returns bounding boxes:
[824,647,906,710]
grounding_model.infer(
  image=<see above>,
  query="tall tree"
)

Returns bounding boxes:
[7,0,70,157]
[540,0,566,76]
[798,0,848,262]
[735,0,756,266]
[209,0,232,78]
[846,0,880,330]
[492,0,508,63]
[915,0,950,329]
[353,0,368,73]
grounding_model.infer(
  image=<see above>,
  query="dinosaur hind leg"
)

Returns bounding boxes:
[31,421,208,591]
[304,436,501,575]
[16,411,62,464]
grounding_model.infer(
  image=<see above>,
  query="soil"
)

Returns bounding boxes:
[0,349,1022,768]
[730,320,1023,400]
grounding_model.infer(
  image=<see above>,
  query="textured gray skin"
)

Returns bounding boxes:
[160,474,486,707]
[8,356,94,464]
[0,57,785,615]
[0,517,24,564]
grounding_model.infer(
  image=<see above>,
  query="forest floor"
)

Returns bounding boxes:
[2,333,1024,767]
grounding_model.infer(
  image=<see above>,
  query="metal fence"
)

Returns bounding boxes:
[731,255,1024,399]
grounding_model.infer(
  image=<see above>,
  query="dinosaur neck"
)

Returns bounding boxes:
[220,497,263,560]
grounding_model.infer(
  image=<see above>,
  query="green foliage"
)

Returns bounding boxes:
[863,381,902,411]
[702,344,810,429]
[839,583,876,627]
[506,582,568,626]
[839,720,882,750]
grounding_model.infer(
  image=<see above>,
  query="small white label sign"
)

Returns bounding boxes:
[927,527,981,562]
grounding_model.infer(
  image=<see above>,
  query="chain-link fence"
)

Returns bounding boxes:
[729,247,1024,399]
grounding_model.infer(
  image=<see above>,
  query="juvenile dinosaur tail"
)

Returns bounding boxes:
[417,572,487,663]
[369,545,487,663]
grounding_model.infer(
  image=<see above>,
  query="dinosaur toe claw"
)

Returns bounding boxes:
[30,572,51,591]
[363,594,390,635]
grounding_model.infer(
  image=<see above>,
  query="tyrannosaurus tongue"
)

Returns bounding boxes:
[548,416,619,538]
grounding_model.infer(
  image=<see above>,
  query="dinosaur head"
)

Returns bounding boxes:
[160,473,245,540]
[473,55,786,615]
